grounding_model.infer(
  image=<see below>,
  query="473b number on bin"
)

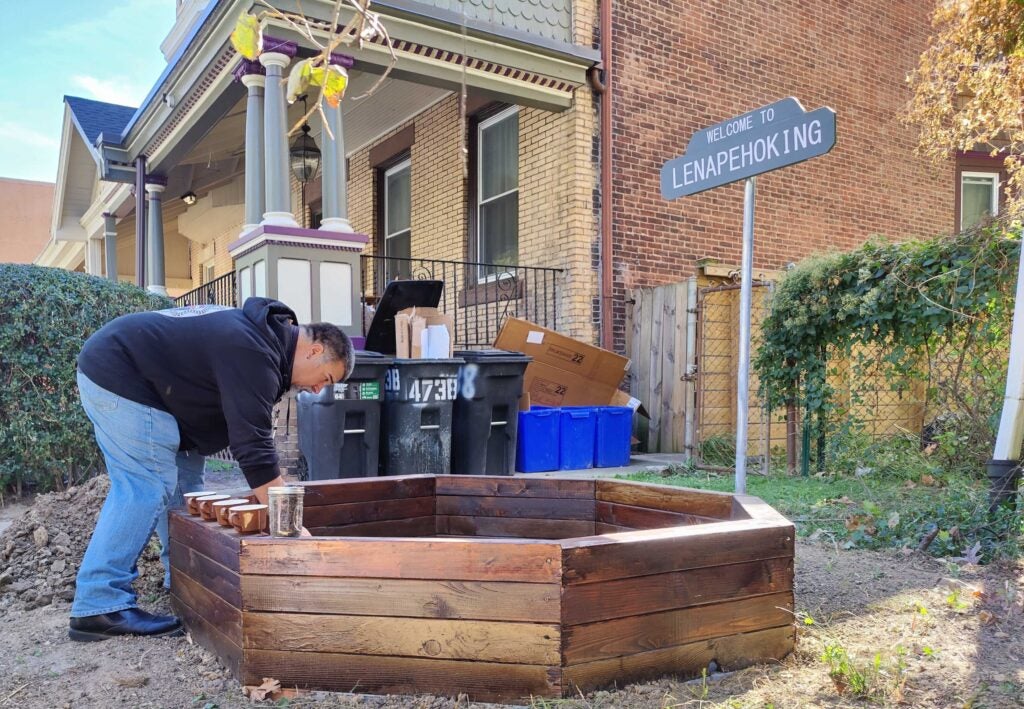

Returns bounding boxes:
[385,370,458,403]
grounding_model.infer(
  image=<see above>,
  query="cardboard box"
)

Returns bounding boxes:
[394,307,454,359]
[495,318,630,385]
[494,318,647,416]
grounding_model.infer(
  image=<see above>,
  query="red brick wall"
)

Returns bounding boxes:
[610,0,953,351]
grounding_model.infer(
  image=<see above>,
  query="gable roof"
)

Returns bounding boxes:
[64,96,137,147]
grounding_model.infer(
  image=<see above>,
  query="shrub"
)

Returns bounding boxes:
[0,265,171,494]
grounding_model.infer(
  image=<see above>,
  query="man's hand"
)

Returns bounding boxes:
[251,475,287,505]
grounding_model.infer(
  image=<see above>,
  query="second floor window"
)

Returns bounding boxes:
[384,158,411,281]
[476,106,519,279]
[960,171,999,230]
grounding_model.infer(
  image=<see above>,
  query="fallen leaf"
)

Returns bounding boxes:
[978,610,996,625]
[242,677,281,702]
[837,496,856,505]
[903,480,917,489]
[920,474,936,486]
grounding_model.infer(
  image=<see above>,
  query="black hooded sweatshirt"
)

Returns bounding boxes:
[77,298,299,488]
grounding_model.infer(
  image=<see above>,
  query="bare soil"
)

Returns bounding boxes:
[0,477,1021,709]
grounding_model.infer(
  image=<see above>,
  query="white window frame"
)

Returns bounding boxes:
[383,158,411,262]
[476,106,519,283]
[960,171,1000,231]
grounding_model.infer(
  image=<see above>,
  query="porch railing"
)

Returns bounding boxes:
[171,257,565,349]
[360,255,564,348]
[174,272,237,308]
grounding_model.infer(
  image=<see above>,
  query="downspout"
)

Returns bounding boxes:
[134,156,147,288]
[591,0,614,349]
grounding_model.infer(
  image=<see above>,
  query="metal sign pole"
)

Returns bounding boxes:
[734,176,756,494]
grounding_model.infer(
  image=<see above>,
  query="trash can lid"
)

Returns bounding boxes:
[454,348,531,363]
[354,350,394,363]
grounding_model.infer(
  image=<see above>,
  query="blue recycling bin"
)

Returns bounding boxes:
[558,407,596,470]
[593,406,633,467]
[515,408,559,472]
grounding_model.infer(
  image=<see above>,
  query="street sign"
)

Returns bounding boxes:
[660,97,836,199]
[659,97,836,495]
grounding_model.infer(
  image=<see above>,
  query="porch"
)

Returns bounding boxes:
[175,255,564,348]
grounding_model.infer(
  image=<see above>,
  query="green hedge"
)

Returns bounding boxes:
[0,265,171,493]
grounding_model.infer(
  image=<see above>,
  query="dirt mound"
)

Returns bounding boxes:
[0,476,165,615]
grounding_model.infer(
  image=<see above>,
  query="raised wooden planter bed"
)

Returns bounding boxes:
[169,475,795,703]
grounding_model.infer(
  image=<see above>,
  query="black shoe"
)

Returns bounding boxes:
[69,608,184,642]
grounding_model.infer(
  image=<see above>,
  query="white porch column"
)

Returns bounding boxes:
[319,52,355,233]
[235,59,266,236]
[85,236,103,276]
[103,212,118,281]
[145,178,168,296]
[259,40,298,227]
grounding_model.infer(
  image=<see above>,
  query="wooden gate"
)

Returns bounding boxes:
[626,280,696,453]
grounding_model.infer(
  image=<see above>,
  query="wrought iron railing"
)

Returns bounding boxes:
[360,255,564,348]
[171,259,564,349]
[174,272,237,308]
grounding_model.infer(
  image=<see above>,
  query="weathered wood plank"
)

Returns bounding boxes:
[240,537,563,582]
[595,522,636,534]
[168,539,241,607]
[243,612,560,664]
[169,510,241,573]
[435,495,594,521]
[303,496,434,528]
[170,568,242,642]
[310,515,436,537]
[596,479,735,519]
[631,288,651,450]
[595,501,713,529]
[670,283,690,452]
[562,557,794,625]
[436,515,594,539]
[733,494,792,524]
[435,476,595,499]
[563,591,793,664]
[659,283,677,452]
[648,285,665,450]
[562,521,794,584]
[563,626,795,694]
[242,649,561,702]
[171,594,241,680]
[298,476,435,506]
[241,575,560,622]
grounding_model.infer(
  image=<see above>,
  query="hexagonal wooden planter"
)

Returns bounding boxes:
[169,475,794,703]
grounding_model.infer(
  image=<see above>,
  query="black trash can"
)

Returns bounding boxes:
[296,351,393,480]
[451,349,531,475]
[381,358,464,475]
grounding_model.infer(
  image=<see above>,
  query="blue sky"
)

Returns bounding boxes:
[0,0,176,183]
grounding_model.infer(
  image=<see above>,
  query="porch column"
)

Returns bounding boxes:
[103,212,118,281]
[259,40,298,227]
[235,59,266,236]
[135,156,146,287]
[319,53,355,233]
[85,236,102,276]
[145,177,168,296]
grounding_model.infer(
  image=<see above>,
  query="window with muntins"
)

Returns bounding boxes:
[476,106,519,279]
[960,172,999,230]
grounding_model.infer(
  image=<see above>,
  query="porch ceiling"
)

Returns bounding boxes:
[171,71,449,187]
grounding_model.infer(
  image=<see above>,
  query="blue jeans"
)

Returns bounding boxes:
[71,372,205,617]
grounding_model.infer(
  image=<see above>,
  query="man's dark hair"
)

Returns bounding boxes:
[302,323,355,380]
